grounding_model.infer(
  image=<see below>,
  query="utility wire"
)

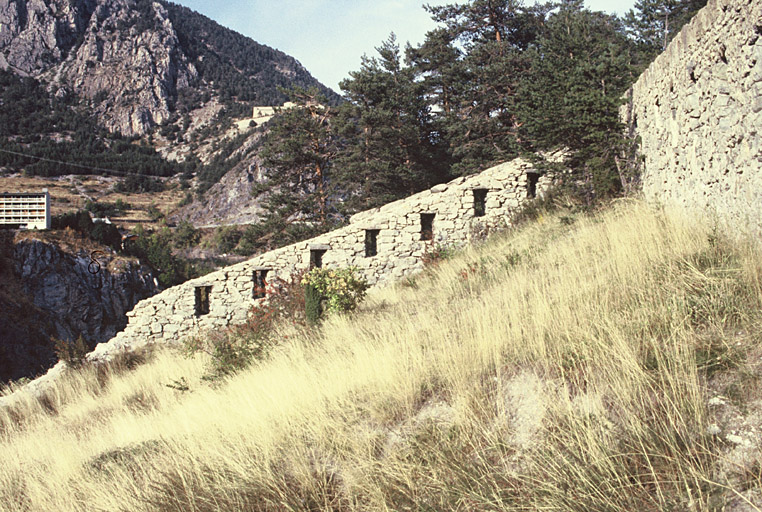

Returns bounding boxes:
[0,147,179,179]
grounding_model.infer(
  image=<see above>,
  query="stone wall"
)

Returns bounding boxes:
[623,0,762,233]
[88,157,552,362]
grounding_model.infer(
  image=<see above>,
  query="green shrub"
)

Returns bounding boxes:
[89,222,122,249]
[304,283,323,325]
[146,204,163,221]
[123,227,195,287]
[52,210,121,250]
[114,175,165,193]
[53,335,90,369]
[184,302,276,379]
[84,200,131,217]
[214,226,242,254]
[184,270,313,379]
[301,267,369,318]
[172,221,200,249]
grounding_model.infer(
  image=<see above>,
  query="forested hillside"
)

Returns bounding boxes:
[163,2,339,108]
[0,70,187,191]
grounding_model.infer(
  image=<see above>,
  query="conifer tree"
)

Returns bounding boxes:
[254,87,338,250]
[413,0,548,174]
[336,34,447,211]
[516,2,639,200]
[624,0,707,55]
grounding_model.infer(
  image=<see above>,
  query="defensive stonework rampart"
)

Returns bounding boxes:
[87,157,552,362]
[623,0,762,233]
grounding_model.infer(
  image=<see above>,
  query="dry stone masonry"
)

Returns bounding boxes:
[623,0,762,234]
[88,158,552,362]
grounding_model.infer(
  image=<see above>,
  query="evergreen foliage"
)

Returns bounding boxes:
[213,226,242,254]
[516,2,639,199]
[84,200,131,217]
[418,0,548,175]
[241,87,342,253]
[0,70,189,187]
[304,284,322,325]
[336,34,450,210]
[257,0,709,224]
[51,211,122,250]
[253,0,701,211]
[624,0,708,56]
[123,227,195,287]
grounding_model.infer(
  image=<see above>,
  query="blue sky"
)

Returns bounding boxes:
[172,1,636,94]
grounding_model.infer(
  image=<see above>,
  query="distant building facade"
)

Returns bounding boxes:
[0,190,51,229]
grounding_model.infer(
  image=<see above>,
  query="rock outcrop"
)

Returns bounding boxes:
[0,0,196,136]
[0,232,158,381]
[169,134,268,227]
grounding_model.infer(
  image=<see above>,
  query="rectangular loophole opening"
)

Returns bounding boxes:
[365,229,380,257]
[473,189,488,217]
[420,213,435,241]
[527,172,539,199]
[310,249,327,268]
[194,286,211,317]
[253,269,269,299]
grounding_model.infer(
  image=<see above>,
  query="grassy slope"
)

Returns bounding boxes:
[2,199,762,511]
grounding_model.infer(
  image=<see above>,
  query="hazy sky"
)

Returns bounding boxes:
[172,1,636,94]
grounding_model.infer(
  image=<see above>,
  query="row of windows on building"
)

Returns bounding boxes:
[0,191,51,230]
[193,182,540,316]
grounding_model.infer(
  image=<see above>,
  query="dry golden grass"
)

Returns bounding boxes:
[2,199,762,511]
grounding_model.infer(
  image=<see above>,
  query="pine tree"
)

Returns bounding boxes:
[624,0,707,55]
[412,0,548,174]
[336,34,447,211]
[517,2,640,200]
[257,87,338,248]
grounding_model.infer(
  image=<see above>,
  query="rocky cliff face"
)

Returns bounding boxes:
[0,0,335,137]
[170,158,267,227]
[0,0,197,136]
[0,232,158,381]
[169,132,269,227]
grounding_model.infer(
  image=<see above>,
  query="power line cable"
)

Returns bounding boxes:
[0,147,179,179]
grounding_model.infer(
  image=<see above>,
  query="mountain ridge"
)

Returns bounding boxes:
[0,0,337,137]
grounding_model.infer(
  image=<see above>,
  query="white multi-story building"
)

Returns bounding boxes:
[0,190,51,230]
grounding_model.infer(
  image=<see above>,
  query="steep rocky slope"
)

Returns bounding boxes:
[168,132,268,227]
[0,0,336,136]
[0,230,158,381]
